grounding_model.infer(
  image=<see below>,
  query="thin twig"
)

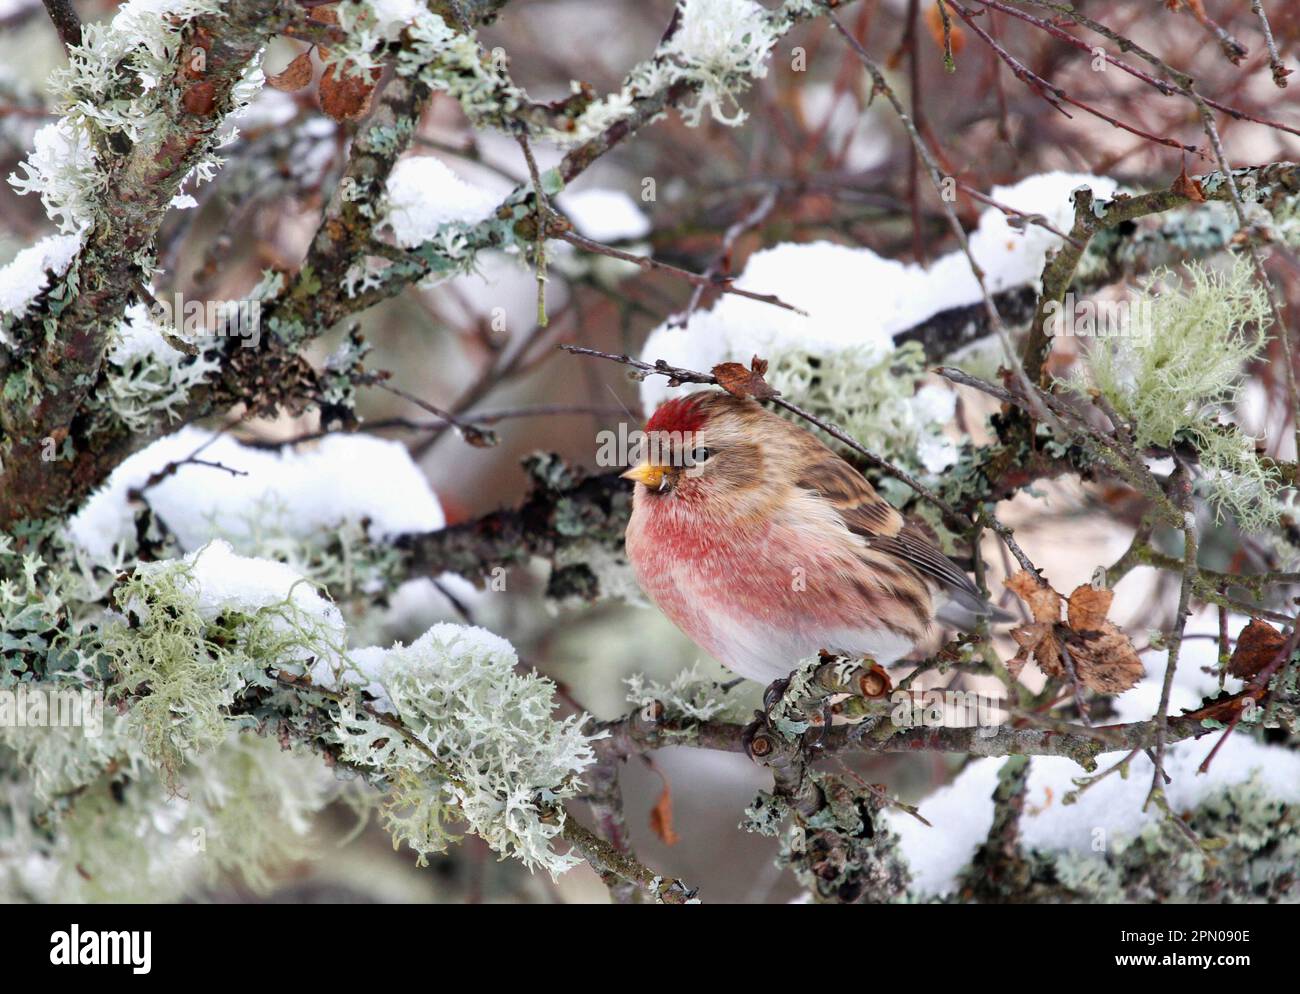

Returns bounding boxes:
[40,0,80,50]
[367,376,500,448]
[1250,0,1291,88]
[558,229,808,316]
[1146,465,1196,812]
[559,344,968,527]
[669,187,779,327]
[515,130,552,328]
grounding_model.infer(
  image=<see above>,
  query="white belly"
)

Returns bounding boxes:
[700,607,917,685]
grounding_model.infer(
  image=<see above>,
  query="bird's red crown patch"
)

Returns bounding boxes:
[644,394,709,436]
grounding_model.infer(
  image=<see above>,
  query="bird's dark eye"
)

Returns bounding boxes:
[690,446,711,464]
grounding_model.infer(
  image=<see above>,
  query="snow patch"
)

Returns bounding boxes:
[638,172,1118,413]
[558,188,651,242]
[0,233,82,321]
[381,156,500,248]
[68,427,444,561]
[887,732,1300,898]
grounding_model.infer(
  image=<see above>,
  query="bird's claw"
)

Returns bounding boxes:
[804,700,832,752]
[762,675,792,714]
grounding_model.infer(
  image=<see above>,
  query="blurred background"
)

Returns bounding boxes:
[2,0,1298,901]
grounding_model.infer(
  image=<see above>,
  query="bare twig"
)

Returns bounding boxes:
[558,229,808,317]
[558,344,968,527]
[1145,464,1197,812]
[1250,0,1291,88]
[40,0,80,50]
[367,376,500,448]
[669,187,779,327]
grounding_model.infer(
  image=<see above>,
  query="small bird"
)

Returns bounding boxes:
[622,390,995,685]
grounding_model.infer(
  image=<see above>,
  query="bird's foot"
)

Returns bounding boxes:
[804,700,832,753]
[762,675,792,714]
[757,669,834,753]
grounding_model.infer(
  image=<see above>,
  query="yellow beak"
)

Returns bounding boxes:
[621,462,668,489]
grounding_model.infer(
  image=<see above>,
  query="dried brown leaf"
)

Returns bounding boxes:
[1065,623,1144,694]
[1010,621,1062,679]
[319,60,380,122]
[267,51,314,92]
[1005,571,1061,625]
[1228,619,1287,680]
[712,356,776,400]
[1172,162,1206,203]
[650,779,680,846]
[458,425,499,448]
[1067,584,1113,632]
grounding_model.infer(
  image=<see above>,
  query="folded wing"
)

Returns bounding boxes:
[792,446,996,626]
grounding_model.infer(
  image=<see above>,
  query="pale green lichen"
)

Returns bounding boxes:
[624,662,743,723]
[1002,776,1300,903]
[333,624,602,877]
[101,559,340,780]
[658,0,780,126]
[204,499,404,610]
[767,341,957,478]
[14,537,598,891]
[104,327,221,433]
[0,534,111,689]
[393,6,529,127]
[0,698,117,804]
[1,731,330,902]
[744,775,913,903]
[1061,257,1277,529]
[567,0,813,140]
[9,0,262,251]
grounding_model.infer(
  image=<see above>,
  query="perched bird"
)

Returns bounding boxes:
[622,390,995,685]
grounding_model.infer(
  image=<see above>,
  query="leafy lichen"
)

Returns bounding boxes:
[333,624,602,876]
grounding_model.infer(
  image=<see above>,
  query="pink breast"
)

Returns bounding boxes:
[627,500,869,651]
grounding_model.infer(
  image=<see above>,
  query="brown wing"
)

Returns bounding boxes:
[793,448,987,612]
[794,453,905,536]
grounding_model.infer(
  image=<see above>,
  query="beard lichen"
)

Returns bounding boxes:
[102,556,343,781]
[1061,256,1278,530]
[766,341,957,478]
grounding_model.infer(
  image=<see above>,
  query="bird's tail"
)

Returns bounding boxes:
[934,587,1017,632]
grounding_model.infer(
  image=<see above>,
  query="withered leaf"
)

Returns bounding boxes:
[319,60,380,122]
[649,778,680,846]
[1010,605,1142,694]
[1172,162,1206,203]
[1067,583,1113,632]
[1010,621,1062,679]
[1228,619,1287,680]
[712,356,777,400]
[267,51,314,92]
[458,425,499,448]
[1005,570,1061,625]
[1064,624,1144,694]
